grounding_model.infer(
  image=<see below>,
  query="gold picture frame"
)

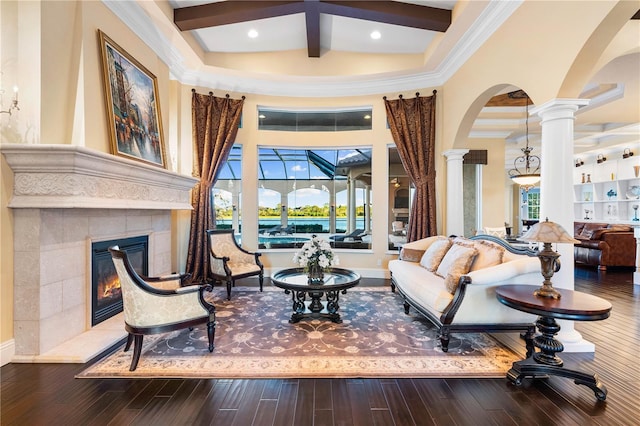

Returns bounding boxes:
[98,30,166,168]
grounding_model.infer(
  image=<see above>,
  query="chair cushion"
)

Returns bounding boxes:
[228,261,262,276]
[419,237,452,271]
[482,226,507,238]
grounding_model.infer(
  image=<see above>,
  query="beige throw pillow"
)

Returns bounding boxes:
[419,237,452,272]
[435,244,478,294]
[452,237,504,272]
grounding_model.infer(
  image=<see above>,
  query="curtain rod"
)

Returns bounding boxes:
[191,88,246,100]
[383,90,436,100]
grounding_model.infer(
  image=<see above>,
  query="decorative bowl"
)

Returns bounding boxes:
[626,185,640,199]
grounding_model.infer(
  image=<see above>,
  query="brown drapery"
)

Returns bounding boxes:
[186,90,245,283]
[384,91,437,242]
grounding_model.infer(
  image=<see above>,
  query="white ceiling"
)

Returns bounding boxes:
[118,1,640,168]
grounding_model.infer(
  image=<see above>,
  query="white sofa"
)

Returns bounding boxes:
[389,235,541,352]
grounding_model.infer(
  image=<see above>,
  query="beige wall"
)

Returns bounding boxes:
[1,0,633,355]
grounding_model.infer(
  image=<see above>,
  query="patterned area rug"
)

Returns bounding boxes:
[77,287,521,379]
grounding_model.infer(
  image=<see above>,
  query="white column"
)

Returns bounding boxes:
[232,192,240,232]
[280,193,288,227]
[364,184,371,234]
[443,149,469,236]
[532,98,593,352]
[348,177,356,232]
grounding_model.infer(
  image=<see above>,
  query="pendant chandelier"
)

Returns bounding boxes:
[508,92,540,191]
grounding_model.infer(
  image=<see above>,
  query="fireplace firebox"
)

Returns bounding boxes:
[91,236,148,326]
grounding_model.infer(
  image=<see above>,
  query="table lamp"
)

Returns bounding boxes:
[519,218,579,299]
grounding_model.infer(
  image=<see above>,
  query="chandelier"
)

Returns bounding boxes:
[508,91,540,191]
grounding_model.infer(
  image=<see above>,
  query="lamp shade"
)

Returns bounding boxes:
[520,218,579,244]
[510,174,541,187]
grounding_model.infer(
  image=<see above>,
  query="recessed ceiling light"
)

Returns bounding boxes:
[364,115,371,119]
[259,114,266,119]
[248,29,259,38]
[370,31,381,40]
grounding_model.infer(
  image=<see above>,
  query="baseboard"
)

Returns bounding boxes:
[1,339,15,366]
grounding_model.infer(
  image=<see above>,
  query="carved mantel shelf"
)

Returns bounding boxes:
[1,144,197,210]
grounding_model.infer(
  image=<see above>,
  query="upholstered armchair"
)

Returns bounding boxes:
[109,246,216,371]
[207,229,264,300]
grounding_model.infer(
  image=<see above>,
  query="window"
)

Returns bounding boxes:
[258,107,372,131]
[258,147,372,250]
[526,190,540,220]
[388,146,411,251]
[213,145,242,233]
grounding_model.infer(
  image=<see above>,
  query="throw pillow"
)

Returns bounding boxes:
[399,247,425,263]
[435,243,478,280]
[452,237,504,272]
[419,237,453,272]
[444,273,463,294]
[482,226,507,238]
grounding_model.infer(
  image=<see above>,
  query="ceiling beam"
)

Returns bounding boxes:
[305,1,321,58]
[174,1,452,57]
[174,1,305,31]
[318,1,451,32]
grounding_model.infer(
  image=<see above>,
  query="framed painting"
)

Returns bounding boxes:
[98,30,166,168]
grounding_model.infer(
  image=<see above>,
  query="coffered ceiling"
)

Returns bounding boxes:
[111,1,640,168]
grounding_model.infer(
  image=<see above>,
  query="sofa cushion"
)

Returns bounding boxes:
[399,236,442,262]
[388,259,453,313]
[579,222,609,239]
[419,237,452,271]
[453,237,505,272]
[436,244,478,294]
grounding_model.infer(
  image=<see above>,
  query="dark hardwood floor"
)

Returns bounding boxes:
[2,268,639,425]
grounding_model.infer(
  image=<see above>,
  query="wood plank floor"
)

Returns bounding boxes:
[2,268,639,425]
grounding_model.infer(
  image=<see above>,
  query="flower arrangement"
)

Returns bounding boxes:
[293,235,338,273]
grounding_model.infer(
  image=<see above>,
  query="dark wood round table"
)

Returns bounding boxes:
[495,284,612,401]
[271,267,360,323]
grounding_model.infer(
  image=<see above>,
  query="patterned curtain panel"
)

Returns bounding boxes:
[186,91,245,283]
[384,91,437,242]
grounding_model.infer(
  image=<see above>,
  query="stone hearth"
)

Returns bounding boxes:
[2,144,197,362]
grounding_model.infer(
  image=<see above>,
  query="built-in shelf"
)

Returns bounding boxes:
[574,155,640,223]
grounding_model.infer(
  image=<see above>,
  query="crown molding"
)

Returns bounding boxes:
[102,0,523,98]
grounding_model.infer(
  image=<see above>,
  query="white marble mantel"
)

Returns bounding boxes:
[1,144,198,362]
[1,144,197,210]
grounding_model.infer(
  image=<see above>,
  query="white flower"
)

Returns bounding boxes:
[293,235,335,271]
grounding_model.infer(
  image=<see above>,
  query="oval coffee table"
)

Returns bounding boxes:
[271,267,360,323]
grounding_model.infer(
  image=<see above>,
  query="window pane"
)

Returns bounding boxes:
[259,147,372,250]
[213,145,242,233]
[388,146,410,251]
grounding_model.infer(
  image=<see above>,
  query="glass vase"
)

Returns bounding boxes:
[307,263,324,284]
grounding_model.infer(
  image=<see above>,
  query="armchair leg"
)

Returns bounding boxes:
[207,319,216,352]
[439,327,450,352]
[226,279,232,300]
[130,334,144,371]
[259,273,264,292]
[124,333,133,352]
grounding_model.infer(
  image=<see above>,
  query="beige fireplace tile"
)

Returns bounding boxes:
[89,215,126,237]
[14,210,41,251]
[40,243,85,285]
[40,209,64,246]
[126,214,152,233]
[13,250,40,288]
[14,321,39,355]
[40,281,63,320]
[152,212,171,231]
[39,305,86,354]
[14,286,40,321]
[62,213,89,243]
[62,276,86,310]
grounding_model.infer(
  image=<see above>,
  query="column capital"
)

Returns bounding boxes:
[442,149,469,161]
[530,98,590,121]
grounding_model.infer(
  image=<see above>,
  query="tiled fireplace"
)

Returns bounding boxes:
[2,145,197,362]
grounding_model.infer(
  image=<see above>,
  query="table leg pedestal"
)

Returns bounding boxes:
[507,315,608,401]
[507,358,608,401]
[289,290,343,323]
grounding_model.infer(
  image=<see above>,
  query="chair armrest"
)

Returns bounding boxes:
[176,283,212,294]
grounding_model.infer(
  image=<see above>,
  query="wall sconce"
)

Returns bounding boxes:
[575,158,584,167]
[0,84,19,116]
[232,205,237,211]
[282,205,286,212]
[597,154,607,164]
[623,148,634,159]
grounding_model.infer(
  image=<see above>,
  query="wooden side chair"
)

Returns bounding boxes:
[207,229,264,300]
[109,246,216,371]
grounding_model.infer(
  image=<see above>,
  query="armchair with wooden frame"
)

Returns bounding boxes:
[109,246,216,371]
[207,229,264,300]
